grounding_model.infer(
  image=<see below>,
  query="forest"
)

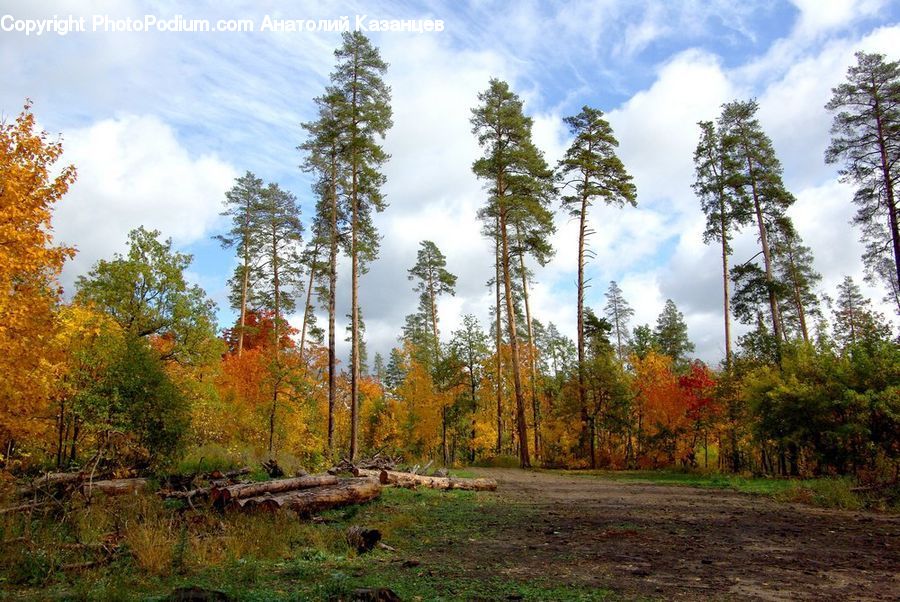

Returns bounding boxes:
[1,28,899,601]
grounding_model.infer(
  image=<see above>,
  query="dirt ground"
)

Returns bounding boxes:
[457,469,899,601]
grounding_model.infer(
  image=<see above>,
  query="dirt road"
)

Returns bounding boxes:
[458,469,899,600]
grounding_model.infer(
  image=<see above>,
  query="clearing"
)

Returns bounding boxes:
[458,468,900,600]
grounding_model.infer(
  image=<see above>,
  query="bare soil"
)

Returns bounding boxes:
[458,469,899,601]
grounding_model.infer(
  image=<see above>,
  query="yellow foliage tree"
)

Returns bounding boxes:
[0,101,76,459]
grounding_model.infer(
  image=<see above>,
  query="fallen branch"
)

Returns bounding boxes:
[0,501,51,515]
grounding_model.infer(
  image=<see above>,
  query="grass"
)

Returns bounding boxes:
[0,483,612,601]
[556,468,894,511]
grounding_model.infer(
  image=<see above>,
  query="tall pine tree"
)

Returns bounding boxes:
[719,100,796,355]
[826,52,900,296]
[471,78,554,467]
[330,31,392,460]
[557,106,636,462]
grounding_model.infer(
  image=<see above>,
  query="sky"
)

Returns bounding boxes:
[2,0,899,366]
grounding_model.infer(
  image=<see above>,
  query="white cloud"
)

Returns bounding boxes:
[55,114,236,293]
[790,0,885,39]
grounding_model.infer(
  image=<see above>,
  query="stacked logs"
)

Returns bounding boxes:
[157,473,384,515]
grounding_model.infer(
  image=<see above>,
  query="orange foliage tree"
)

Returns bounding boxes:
[0,101,76,460]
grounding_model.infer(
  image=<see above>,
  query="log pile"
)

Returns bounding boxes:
[209,474,339,507]
[351,467,497,491]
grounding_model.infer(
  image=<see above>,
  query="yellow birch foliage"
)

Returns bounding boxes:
[0,101,76,451]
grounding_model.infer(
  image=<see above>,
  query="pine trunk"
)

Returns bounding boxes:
[494,218,503,455]
[269,221,281,456]
[499,207,530,468]
[719,209,732,368]
[299,243,319,363]
[516,229,540,462]
[327,166,338,456]
[577,188,590,466]
[746,155,785,349]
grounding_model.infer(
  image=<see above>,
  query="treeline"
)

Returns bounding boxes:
[0,35,897,481]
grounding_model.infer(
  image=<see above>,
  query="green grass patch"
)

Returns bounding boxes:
[555,468,881,510]
[1,483,610,601]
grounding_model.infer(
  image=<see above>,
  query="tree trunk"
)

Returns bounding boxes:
[349,65,360,462]
[441,406,448,466]
[327,163,338,457]
[243,479,381,514]
[299,243,320,363]
[719,208,732,369]
[515,229,541,463]
[499,207,530,468]
[269,220,280,457]
[211,474,338,505]
[375,469,497,491]
[81,478,148,497]
[577,187,589,463]
[746,154,785,350]
[237,241,249,357]
[494,217,503,455]
[350,191,360,460]
[470,366,478,464]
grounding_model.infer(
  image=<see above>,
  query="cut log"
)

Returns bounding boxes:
[244,478,381,515]
[211,474,338,506]
[81,478,148,497]
[159,488,210,501]
[351,468,383,479]
[19,471,86,497]
[378,470,497,491]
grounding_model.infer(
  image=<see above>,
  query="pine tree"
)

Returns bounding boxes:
[407,240,457,362]
[247,183,304,455]
[215,172,264,357]
[654,299,694,366]
[693,120,752,368]
[330,31,392,460]
[826,52,900,295]
[384,347,406,392]
[300,89,348,455]
[557,106,636,463]
[603,281,635,362]
[718,100,796,355]
[472,78,554,468]
[630,324,656,360]
[770,219,821,343]
[832,276,891,350]
[512,216,554,462]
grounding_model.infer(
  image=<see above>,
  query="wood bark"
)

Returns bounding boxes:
[499,205,530,468]
[494,216,503,455]
[299,242,321,364]
[577,182,590,464]
[81,478,148,497]
[327,153,338,455]
[516,227,541,462]
[211,474,338,505]
[245,478,381,514]
[376,470,498,491]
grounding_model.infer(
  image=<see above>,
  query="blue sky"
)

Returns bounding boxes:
[2,0,899,364]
